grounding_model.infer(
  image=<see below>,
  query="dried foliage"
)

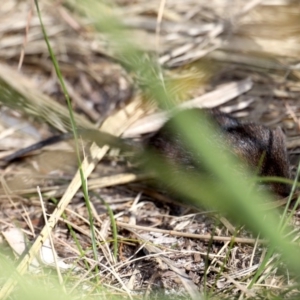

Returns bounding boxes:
[0,0,300,299]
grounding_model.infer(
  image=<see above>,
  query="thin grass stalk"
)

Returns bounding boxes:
[34,0,99,272]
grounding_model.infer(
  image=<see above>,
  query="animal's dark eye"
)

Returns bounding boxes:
[281,126,287,135]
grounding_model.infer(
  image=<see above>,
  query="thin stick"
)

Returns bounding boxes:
[117,221,265,244]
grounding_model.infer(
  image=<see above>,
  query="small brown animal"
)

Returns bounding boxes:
[146,108,291,197]
[2,108,291,196]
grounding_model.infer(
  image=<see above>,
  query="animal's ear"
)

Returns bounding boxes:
[272,126,290,176]
[273,126,286,146]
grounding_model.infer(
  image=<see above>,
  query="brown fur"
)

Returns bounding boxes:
[146,108,291,197]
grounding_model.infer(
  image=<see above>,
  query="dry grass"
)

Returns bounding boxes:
[0,0,300,299]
